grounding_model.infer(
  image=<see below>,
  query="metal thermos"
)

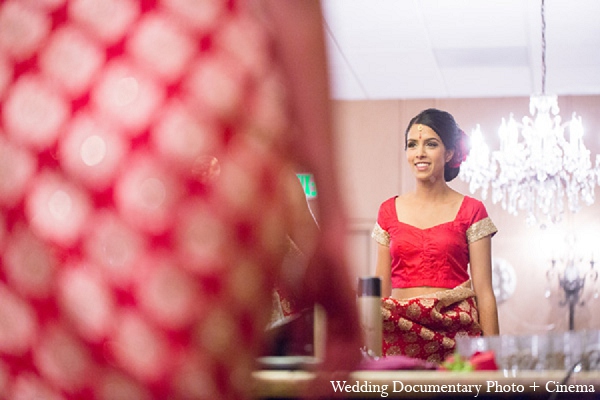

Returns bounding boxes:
[357,276,382,357]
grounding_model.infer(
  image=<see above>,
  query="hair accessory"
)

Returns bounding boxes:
[449,129,470,168]
[417,124,423,131]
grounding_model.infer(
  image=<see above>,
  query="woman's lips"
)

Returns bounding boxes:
[415,162,430,171]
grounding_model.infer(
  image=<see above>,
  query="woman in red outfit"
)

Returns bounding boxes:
[372,108,499,364]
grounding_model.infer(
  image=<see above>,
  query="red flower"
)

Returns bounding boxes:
[449,129,470,168]
[469,351,498,371]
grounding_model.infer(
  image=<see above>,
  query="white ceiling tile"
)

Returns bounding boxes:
[548,66,600,96]
[434,47,530,68]
[322,0,600,100]
[440,66,533,98]
[353,51,445,99]
[420,0,529,49]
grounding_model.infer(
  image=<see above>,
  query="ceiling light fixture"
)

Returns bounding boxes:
[459,0,600,227]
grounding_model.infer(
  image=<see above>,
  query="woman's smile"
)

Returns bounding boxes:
[414,161,430,171]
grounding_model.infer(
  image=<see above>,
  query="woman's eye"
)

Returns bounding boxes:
[426,142,438,148]
[407,142,416,148]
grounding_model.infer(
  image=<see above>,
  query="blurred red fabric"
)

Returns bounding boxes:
[0,0,295,398]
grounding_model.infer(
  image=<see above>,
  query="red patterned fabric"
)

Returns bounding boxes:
[0,1,293,399]
[381,283,482,364]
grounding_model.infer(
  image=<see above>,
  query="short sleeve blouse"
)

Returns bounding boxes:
[371,196,497,289]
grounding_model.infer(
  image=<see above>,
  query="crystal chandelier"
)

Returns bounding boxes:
[459,0,600,227]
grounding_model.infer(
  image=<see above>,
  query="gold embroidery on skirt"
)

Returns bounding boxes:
[382,298,396,312]
[442,337,454,349]
[383,331,398,344]
[406,303,422,318]
[402,332,418,343]
[397,318,413,331]
[405,344,421,357]
[421,298,434,308]
[420,328,435,340]
[383,320,396,333]
[424,341,440,354]
[381,307,391,319]
[430,308,443,321]
[381,281,483,362]
[460,311,472,324]
[427,354,442,364]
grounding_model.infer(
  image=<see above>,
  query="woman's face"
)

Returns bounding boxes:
[406,124,454,182]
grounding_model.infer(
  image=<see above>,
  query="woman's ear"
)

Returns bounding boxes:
[445,149,455,163]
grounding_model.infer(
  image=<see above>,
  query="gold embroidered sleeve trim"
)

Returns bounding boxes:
[371,223,390,247]
[466,217,498,243]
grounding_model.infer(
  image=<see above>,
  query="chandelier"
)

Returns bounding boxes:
[545,234,598,331]
[459,0,600,227]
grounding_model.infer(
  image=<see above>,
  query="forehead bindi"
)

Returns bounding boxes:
[407,125,440,141]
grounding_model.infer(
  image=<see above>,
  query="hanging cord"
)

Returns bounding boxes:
[540,0,547,95]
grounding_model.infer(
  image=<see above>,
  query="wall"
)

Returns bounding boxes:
[331,95,600,335]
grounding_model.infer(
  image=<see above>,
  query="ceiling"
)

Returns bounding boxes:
[321,0,600,100]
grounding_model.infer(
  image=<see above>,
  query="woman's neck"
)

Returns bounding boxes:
[413,180,452,202]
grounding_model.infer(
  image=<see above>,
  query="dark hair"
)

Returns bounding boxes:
[404,108,464,182]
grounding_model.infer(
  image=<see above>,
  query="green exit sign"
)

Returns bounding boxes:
[296,173,317,198]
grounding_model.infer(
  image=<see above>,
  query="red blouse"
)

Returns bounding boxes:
[372,196,497,289]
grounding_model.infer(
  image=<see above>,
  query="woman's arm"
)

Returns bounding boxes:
[469,236,500,336]
[375,243,392,298]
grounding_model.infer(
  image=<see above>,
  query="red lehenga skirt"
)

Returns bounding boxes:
[381,282,482,364]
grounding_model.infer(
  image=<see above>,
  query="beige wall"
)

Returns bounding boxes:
[332,95,600,335]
